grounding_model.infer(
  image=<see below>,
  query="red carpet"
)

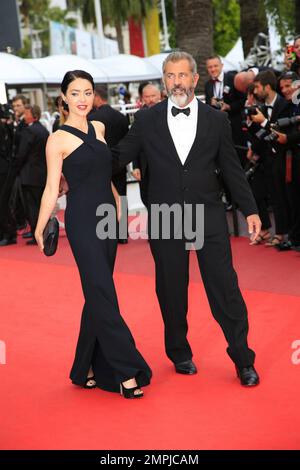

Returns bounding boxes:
[1,228,300,450]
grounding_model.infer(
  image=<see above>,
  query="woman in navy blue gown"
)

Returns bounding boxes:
[35,70,151,398]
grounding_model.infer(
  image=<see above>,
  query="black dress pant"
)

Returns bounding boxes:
[249,166,271,231]
[112,169,128,240]
[22,185,44,234]
[266,155,291,235]
[149,230,255,369]
[0,172,17,239]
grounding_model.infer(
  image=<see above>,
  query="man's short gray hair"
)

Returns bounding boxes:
[162,51,197,74]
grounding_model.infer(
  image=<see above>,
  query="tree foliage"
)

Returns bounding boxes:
[213,0,240,56]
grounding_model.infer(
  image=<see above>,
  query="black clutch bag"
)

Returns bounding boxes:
[43,217,59,256]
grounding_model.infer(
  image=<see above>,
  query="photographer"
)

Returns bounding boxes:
[249,70,293,247]
[284,36,300,77]
[242,84,272,244]
[0,104,16,246]
[205,56,246,164]
[205,56,247,212]
[273,72,300,250]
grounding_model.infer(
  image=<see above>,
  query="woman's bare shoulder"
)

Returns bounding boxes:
[46,130,68,153]
[90,120,105,132]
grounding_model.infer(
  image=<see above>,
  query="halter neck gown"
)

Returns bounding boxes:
[61,122,152,392]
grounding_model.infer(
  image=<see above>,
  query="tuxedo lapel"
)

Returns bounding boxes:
[270,95,283,122]
[208,80,214,100]
[184,100,210,167]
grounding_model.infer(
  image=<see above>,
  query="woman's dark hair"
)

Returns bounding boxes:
[61,70,95,110]
[61,70,95,94]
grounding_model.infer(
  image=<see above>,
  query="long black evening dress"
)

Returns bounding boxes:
[61,122,152,392]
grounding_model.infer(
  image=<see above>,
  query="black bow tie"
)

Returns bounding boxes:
[171,106,191,117]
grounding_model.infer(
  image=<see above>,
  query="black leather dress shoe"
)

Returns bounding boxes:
[0,238,17,246]
[175,360,197,375]
[26,238,37,245]
[276,240,292,251]
[236,365,259,387]
[22,231,33,239]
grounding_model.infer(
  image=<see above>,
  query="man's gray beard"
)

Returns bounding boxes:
[169,88,194,107]
[169,93,189,107]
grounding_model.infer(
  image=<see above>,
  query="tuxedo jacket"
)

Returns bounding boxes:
[88,104,128,148]
[89,104,128,193]
[15,121,49,187]
[114,99,257,236]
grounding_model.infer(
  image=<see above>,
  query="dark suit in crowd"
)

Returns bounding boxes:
[205,71,246,160]
[14,121,49,235]
[250,95,293,235]
[0,120,14,239]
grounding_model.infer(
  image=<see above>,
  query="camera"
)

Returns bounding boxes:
[0,103,14,120]
[245,159,260,180]
[244,106,259,117]
[212,98,223,110]
[271,115,300,129]
[255,128,279,143]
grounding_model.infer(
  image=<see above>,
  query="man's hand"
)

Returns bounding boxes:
[211,97,222,108]
[247,214,262,242]
[273,130,287,145]
[220,103,231,112]
[131,169,141,181]
[250,109,266,124]
[59,174,69,197]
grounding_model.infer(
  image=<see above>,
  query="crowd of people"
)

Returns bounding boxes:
[1,40,300,253]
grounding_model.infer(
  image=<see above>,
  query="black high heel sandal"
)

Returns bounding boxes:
[84,376,97,389]
[120,382,144,399]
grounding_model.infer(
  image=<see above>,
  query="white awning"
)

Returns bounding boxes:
[146,52,238,74]
[26,54,108,84]
[92,54,161,83]
[144,53,168,75]
[0,52,45,85]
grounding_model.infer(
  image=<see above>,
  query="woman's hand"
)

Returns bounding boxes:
[111,182,122,222]
[35,229,44,252]
[116,193,122,222]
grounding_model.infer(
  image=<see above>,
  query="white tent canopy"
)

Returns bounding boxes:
[225,38,245,71]
[146,52,237,75]
[144,53,168,75]
[93,54,161,83]
[0,52,45,85]
[26,54,108,84]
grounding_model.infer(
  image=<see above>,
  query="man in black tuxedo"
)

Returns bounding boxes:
[205,56,246,158]
[89,86,129,243]
[249,70,293,246]
[132,84,162,207]
[0,107,15,245]
[114,51,261,386]
[14,104,49,245]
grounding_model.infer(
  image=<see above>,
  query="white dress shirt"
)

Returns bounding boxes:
[214,71,224,99]
[261,93,277,127]
[167,96,198,165]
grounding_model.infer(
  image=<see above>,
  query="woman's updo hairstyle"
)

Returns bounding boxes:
[61,70,95,112]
